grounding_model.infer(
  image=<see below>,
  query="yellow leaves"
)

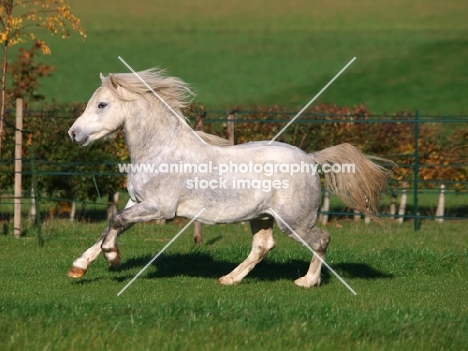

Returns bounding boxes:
[7,33,29,46]
[8,16,23,28]
[35,39,51,55]
[1,0,86,52]
[0,31,7,43]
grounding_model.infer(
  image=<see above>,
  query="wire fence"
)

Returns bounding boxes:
[1,105,467,238]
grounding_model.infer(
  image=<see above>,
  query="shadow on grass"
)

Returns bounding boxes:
[114,251,393,284]
[70,276,108,285]
[329,263,394,280]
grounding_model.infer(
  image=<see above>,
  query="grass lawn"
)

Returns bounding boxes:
[19,0,468,114]
[0,219,467,350]
[2,2,467,347]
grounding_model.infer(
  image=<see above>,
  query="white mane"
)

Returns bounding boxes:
[100,68,195,110]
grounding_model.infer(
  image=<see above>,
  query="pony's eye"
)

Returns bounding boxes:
[98,102,107,109]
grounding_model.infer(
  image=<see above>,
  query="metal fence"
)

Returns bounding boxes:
[1,106,467,241]
[204,110,467,228]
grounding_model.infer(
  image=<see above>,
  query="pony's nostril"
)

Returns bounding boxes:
[70,130,76,140]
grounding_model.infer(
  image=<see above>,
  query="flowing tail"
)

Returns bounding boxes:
[310,143,394,221]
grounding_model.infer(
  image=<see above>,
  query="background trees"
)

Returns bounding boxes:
[0,0,86,157]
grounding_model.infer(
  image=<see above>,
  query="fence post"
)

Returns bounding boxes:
[397,182,408,224]
[70,200,77,222]
[29,147,44,247]
[320,191,329,225]
[106,192,119,221]
[435,184,445,223]
[227,110,236,145]
[353,209,360,222]
[364,214,371,224]
[193,113,204,244]
[14,98,23,238]
[389,191,397,220]
[413,111,420,231]
[28,182,36,222]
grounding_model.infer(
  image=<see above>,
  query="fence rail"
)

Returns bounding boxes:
[1,101,467,243]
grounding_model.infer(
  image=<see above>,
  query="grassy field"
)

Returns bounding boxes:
[2,1,467,350]
[1,219,467,350]
[23,0,468,114]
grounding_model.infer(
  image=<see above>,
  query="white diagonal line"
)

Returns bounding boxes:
[118,56,207,145]
[117,208,206,296]
[268,57,356,144]
[269,208,357,295]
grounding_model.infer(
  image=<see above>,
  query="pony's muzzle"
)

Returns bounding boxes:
[68,128,90,146]
[69,129,76,141]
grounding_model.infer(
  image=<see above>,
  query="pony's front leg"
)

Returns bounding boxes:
[101,201,165,268]
[67,199,138,278]
[67,229,108,278]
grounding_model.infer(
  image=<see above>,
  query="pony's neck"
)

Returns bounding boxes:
[123,100,201,162]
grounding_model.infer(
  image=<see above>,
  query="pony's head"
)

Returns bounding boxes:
[68,69,194,146]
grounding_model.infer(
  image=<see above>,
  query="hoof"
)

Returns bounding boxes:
[67,266,87,278]
[218,275,236,286]
[193,233,202,245]
[294,276,320,289]
[108,261,120,271]
[103,248,121,269]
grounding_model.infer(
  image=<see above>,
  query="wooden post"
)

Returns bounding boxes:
[194,112,205,132]
[364,195,371,224]
[353,209,360,222]
[70,200,77,222]
[193,113,205,244]
[106,192,120,220]
[227,110,236,145]
[14,98,23,238]
[389,191,397,220]
[29,147,43,247]
[397,182,408,224]
[413,111,420,231]
[28,182,36,223]
[364,214,371,224]
[320,191,330,226]
[435,184,445,223]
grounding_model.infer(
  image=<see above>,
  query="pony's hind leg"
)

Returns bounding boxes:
[293,227,331,288]
[219,216,276,285]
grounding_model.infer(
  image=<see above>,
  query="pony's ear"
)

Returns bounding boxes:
[100,73,105,81]
[109,74,119,88]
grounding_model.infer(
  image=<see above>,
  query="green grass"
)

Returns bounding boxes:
[1,219,467,350]
[3,3,467,348]
[19,0,468,114]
